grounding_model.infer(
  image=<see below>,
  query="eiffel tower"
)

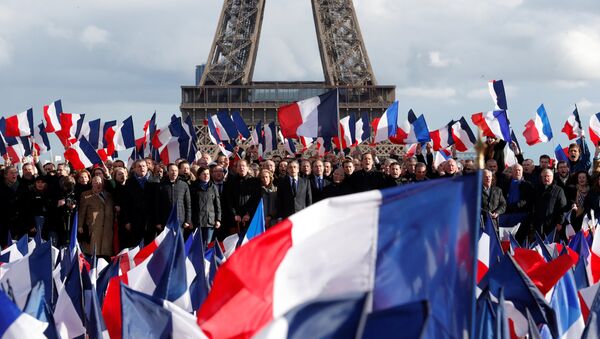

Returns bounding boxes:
[181,0,396,152]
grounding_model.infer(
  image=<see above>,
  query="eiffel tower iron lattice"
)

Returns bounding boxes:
[182,0,397,156]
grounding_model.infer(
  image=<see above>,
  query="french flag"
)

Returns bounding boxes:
[404,143,418,158]
[238,199,266,247]
[433,149,453,169]
[280,134,297,156]
[354,112,370,145]
[523,104,553,146]
[278,89,339,139]
[471,110,512,142]
[333,114,355,150]
[555,144,569,162]
[451,117,476,152]
[101,120,117,149]
[78,118,102,150]
[211,112,238,141]
[33,122,51,154]
[43,99,63,133]
[54,255,86,338]
[0,289,48,338]
[1,135,28,164]
[589,112,600,145]
[56,113,85,148]
[562,106,583,140]
[158,137,183,165]
[390,110,431,145]
[184,229,209,312]
[262,122,278,154]
[430,121,454,151]
[64,137,103,171]
[488,80,508,110]
[373,101,399,143]
[105,116,135,155]
[546,271,584,338]
[231,111,251,140]
[197,175,480,339]
[5,108,34,137]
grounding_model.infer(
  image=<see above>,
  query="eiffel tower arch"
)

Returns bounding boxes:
[181,0,397,155]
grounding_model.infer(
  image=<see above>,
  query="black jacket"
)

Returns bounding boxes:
[308,175,331,203]
[532,184,568,234]
[277,176,312,218]
[347,169,388,193]
[481,186,507,218]
[121,174,160,246]
[159,179,192,226]
[226,174,261,219]
[190,181,221,228]
[499,179,534,213]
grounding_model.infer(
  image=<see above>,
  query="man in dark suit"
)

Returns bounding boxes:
[121,159,160,249]
[277,160,312,219]
[481,169,506,227]
[532,169,568,237]
[226,160,261,230]
[309,160,331,203]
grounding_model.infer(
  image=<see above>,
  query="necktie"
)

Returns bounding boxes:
[318,177,323,191]
[292,178,297,196]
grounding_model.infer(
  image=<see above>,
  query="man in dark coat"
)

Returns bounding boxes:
[481,169,506,227]
[191,167,221,247]
[0,166,29,246]
[277,160,312,219]
[309,160,331,203]
[159,163,192,231]
[226,160,261,230]
[532,169,568,236]
[498,164,534,242]
[347,153,387,193]
[121,159,160,249]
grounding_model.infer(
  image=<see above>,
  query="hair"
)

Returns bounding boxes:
[167,163,178,171]
[76,169,91,182]
[569,143,580,151]
[556,160,569,168]
[483,169,493,176]
[539,154,551,161]
[415,162,427,171]
[178,160,190,169]
[198,166,210,174]
[259,169,275,188]
[133,159,146,168]
[541,168,554,176]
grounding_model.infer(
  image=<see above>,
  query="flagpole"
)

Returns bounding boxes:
[336,88,341,157]
[475,130,485,169]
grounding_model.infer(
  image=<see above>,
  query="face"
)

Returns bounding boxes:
[539,157,550,169]
[154,166,164,178]
[312,161,324,176]
[446,160,457,174]
[343,162,354,176]
[486,160,498,174]
[211,166,225,182]
[217,155,229,168]
[43,163,55,173]
[22,164,34,178]
[332,168,345,183]
[93,169,104,177]
[266,161,275,173]
[578,173,588,186]
[557,163,570,176]
[78,173,90,185]
[179,163,191,175]
[389,164,401,178]
[324,162,332,176]
[114,170,126,183]
[362,154,373,170]
[512,166,523,180]
[541,171,553,185]
[522,160,534,174]
[199,169,210,182]
[144,159,154,172]
[415,166,427,179]
[407,158,417,173]
[168,165,179,181]
[92,177,103,192]
[57,164,69,176]
[237,161,249,177]
[34,180,46,191]
[278,161,288,175]
[569,147,580,161]
[288,163,299,177]
[260,171,271,187]
[483,172,493,187]
[4,167,18,185]
[301,161,311,174]
[135,161,148,177]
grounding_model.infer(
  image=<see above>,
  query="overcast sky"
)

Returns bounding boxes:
[1,0,600,159]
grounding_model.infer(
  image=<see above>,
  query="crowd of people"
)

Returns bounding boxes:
[1,136,599,256]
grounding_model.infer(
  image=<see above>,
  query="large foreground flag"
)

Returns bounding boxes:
[523,104,553,146]
[278,89,338,139]
[0,289,48,339]
[5,109,34,137]
[197,174,481,338]
[562,106,583,140]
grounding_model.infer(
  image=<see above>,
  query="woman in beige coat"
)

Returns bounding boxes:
[78,176,114,257]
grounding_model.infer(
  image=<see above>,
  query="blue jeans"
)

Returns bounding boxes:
[201,227,214,249]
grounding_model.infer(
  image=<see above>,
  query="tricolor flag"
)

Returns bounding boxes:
[433,149,452,169]
[523,104,553,146]
[197,175,480,338]
[56,113,85,148]
[589,112,600,145]
[430,121,455,151]
[451,117,477,152]
[43,99,63,133]
[278,131,297,157]
[262,122,277,154]
[5,108,34,137]
[374,101,400,143]
[488,80,508,110]
[101,120,116,149]
[105,116,135,155]
[562,106,583,140]
[278,89,339,139]
[333,114,355,150]
[212,112,238,141]
[0,289,48,338]
[64,137,103,171]
[78,118,102,150]
[554,144,569,162]
[238,199,265,247]
[471,110,512,142]
[231,111,251,140]
[354,112,370,145]
[33,122,51,154]
[390,109,431,145]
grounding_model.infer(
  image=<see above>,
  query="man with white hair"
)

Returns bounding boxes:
[499,163,534,241]
[532,168,568,237]
[481,169,506,226]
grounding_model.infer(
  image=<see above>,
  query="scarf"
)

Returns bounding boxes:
[507,179,521,205]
